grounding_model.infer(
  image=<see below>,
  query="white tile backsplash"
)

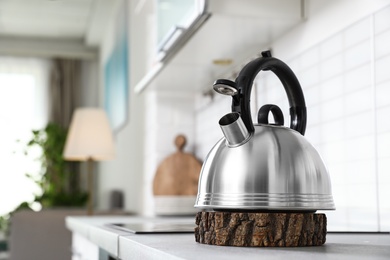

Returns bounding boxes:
[345,87,372,115]
[379,208,390,232]
[378,185,390,205]
[320,33,343,59]
[285,58,301,73]
[299,66,320,88]
[189,5,390,231]
[304,124,321,145]
[307,104,321,126]
[375,54,390,84]
[346,183,377,208]
[327,162,346,185]
[320,97,344,122]
[377,132,390,158]
[300,47,320,70]
[345,159,376,184]
[344,40,371,70]
[376,106,390,133]
[345,135,375,161]
[305,85,321,107]
[156,102,174,126]
[195,94,231,160]
[375,28,390,58]
[375,81,390,108]
[378,159,390,184]
[320,119,345,143]
[345,111,373,138]
[344,18,371,48]
[324,208,348,231]
[374,5,390,34]
[320,141,346,163]
[320,54,344,79]
[320,75,344,102]
[346,206,378,231]
[345,64,371,93]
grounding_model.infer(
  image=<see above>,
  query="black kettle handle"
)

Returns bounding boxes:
[233,51,307,135]
[258,104,284,126]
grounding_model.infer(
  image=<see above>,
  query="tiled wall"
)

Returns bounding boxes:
[143,90,195,216]
[194,5,390,231]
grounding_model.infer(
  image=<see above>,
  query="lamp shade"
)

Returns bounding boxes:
[63,108,115,161]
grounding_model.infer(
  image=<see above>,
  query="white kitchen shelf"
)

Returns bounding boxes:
[135,0,304,94]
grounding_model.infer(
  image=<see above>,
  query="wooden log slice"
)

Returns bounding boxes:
[195,211,327,247]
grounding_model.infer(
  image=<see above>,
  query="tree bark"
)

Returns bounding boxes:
[195,211,327,247]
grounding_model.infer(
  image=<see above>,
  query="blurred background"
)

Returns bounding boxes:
[0,0,390,258]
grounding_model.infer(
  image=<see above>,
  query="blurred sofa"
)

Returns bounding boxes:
[9,209,85,260]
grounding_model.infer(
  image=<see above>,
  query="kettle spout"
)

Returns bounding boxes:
[219,112,250,146]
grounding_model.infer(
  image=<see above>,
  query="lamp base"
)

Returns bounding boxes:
[195,211,327,247]
[87,158,94,215]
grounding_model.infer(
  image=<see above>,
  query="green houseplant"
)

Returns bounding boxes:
[26,123,88,207]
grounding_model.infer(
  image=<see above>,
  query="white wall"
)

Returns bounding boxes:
[194,0,390,231]
[273,0,390,60]
[80,60,99,107]
[97,0,146,214]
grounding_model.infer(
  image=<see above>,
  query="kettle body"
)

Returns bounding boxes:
[196,123,334,211]
[194,51,335,212]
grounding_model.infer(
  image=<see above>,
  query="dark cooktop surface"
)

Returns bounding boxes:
[108,222,195,234]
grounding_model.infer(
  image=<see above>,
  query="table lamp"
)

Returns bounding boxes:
[63,108,115,215]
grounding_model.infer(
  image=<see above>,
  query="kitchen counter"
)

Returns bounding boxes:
[66,216,390,260]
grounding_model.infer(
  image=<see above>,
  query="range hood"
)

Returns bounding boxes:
[134,0,304,94]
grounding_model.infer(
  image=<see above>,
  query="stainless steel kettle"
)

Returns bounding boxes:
[195,51,335,212]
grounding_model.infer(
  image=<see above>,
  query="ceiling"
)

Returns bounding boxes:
[0,0,117,58]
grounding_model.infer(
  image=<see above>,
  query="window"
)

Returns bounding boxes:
[0,57,50,215]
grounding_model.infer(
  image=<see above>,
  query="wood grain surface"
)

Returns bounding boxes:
[153,135,202,196]
[195,211,327,247]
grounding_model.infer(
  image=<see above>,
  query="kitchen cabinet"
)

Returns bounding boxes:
[156,0,207,62]
[135,0,304,94]
[71,233,99,260]
[71,233,116,260]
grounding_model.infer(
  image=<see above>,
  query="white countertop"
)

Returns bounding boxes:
[66,215,390,260]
